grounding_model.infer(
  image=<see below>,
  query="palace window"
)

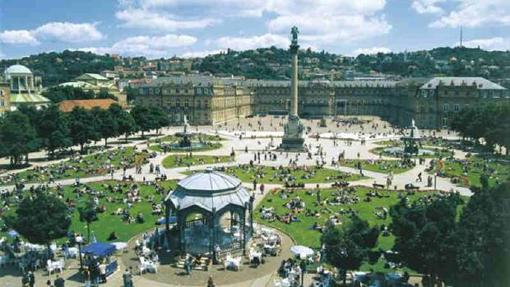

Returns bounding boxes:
[443,103,449,112]
[454,104,460,112]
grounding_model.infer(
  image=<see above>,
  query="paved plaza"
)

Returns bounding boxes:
[0,115,480,286]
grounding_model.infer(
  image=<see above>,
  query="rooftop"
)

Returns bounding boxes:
[5,64,32,75]
[58,99,118,112]
[420,77,506,90]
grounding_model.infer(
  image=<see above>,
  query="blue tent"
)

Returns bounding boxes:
[82,242,116,257]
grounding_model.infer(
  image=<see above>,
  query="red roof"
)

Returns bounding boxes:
[58,99,118,113]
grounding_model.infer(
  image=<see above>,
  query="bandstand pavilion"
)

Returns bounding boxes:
[164,169,254,260]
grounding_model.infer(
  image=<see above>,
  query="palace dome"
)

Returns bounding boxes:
[5,64,32,75]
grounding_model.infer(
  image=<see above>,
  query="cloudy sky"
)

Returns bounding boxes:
[0,0,509,59]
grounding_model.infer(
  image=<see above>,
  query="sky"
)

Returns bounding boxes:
[0,0,509,59]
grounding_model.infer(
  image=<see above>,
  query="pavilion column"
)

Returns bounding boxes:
[241,208,246,255]
[178,211,185,253]
[249,196,254,236]
[164,202,170,233]
[210,208,216,263]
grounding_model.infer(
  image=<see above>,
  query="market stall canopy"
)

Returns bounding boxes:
[82,242,116,257]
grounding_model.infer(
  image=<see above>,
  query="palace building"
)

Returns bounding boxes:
[132,75,509,129]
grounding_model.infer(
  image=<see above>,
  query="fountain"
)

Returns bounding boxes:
[383,119,434,156]
[166,115,208,151]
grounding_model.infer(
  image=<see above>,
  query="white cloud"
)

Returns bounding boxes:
[0,22,103,45]
[462,37,510,51]
[430,0,510,28]
[33,22,104,43]
[181,49,226,58]
[79,34,197,58]
[411,0,445,14]
[119,0,390,47]
[116,9,218,31]
[215,34,289,51]
[0,30,39,45]
[351,46,391,56]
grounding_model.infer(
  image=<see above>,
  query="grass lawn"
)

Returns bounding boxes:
[254,186,464,273]
[162,154,233,168]
[370,146,454,159]
[340,159,414,174]
[1,180,177,244]
[435,156,510,188]
[0,147,149,186]
[188,165,363,184]
[149,142,222,153]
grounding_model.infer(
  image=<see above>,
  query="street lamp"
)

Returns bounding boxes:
[76,235,84,271]
[434,173,437,190]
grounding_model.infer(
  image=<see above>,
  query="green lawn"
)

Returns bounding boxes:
[254,187,462,273]
[435,156,510,188]
[189,165,363,184]
[1,180,177,243]
[149,142,222,153]
[370,146,454,159]
[162,154,233,168]
[0,147,149,186]
[340,159,414,174]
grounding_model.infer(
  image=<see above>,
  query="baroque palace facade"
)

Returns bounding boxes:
[133,75,508,128]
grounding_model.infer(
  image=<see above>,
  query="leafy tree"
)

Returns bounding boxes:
[390,193,463,286]
[36,105,72,156]
[321,216,380,285]
[452,181,510,287]
[42,86,95,102]
[131,105,153,138]
[0,111,39,166]
[109,104,136,142]
[67,107,100,153]
[5,192,71,252]
[97,88,117,100]
[78,199,98,243]
[90,107,117,147]
[150,105,170,134]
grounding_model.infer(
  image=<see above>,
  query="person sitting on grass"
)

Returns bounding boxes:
[107,232,118,241]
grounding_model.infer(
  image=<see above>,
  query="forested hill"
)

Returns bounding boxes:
[194,46,510,80]
[2,46,510,86]
[0,50,117,86]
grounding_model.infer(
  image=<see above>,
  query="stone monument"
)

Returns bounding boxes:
[402,119,421,155]
[280,26,305,151]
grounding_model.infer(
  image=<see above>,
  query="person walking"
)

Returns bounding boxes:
[28,271,35,287]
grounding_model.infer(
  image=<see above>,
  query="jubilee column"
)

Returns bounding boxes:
[279,26,305,151]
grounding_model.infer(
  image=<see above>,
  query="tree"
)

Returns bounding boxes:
[109,104,136,142]
[90,107,117,147]
[78,199,98,242]
[36,105,72,156]
[0,111,39,166]
[67,107,100,153]
[5,192,71,252]
[131,105,153,138]
[452,181,510,287]
[321,216,380,285]
[150,106,170,134]
[390,193,463,286]
[42,86,95,102]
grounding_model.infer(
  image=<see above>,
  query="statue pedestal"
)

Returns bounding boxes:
[279,115,305,151]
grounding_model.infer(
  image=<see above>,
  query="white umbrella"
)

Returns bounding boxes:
[290,245,314,258]
[112,242,128,251]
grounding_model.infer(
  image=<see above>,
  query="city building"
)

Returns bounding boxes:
[132,75,508,128]
[3,64,50,110]
[133,75,252,125]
